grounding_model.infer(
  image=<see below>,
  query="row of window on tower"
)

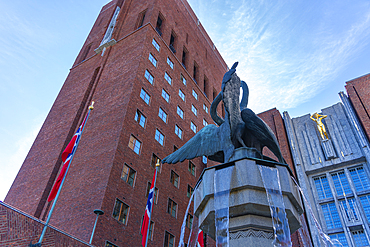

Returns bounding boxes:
[107,158,196,246]
[313,165,370,246]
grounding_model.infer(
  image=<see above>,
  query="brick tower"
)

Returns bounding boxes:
[4,0,308,246]
[5,0,227,246]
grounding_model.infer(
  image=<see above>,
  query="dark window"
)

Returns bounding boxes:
[182,47,188,69]
[105,241,118,247]
[169,31,176,53]
[146,182,159,204]
[187,184,194,198]
[186,214,193,229]
[164,231,175,247]
[186,33,189,44]
[188,161,195,176]
[141,217,154,240]
[203,75,208,98]
[137,10,147,28]
[174,145,178,152]
[167,199,177,217]
[170,170,179,188]
[121,163,136,187]
[151,153,161,169]
[81,44,91,62]
[112,199,129,224]
[156,14,163,36]
[193,62,199,83]
[213,88,217,100]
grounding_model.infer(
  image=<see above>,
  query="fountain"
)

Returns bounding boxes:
[163,63,304,246]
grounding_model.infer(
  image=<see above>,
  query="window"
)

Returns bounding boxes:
[177,106,184,119]
[81,44,91,62]
[170,170,179,188]
[140,88,150,104]
[164,231,175,247]
[149,53,157,67]
[203,104,208,113]
[137,10,147,29]
[155,129,164,146]
[158,107,167,123]
[339,198,358,221]
[349,166,370,192]
[169,31,176,53]
[174,145,178,152]
[213,89,217,100]
[191,105,197,116]
[106,241,118,247]
[321,202,342,229]
[192,89,198,100]
[203,119,208,126]
[193,62,199,83]
[191,122,197,133]
[162,89,170,102]
[179,89,185,101]
[151,153,161,169]
[112,199,129,224]
[135,110,146,128]
[156,14,163,36]
[145,70,154,84]
[141,217,154,241]
[187,184,193,198]
[129,135,141,154]
[175,125,182,139]
[186,214,193,229]
[146,182,159,204]
[202,156,207,164]
[331,171,352,196]
[182,47,188,68]
[167,57,174,69]
[152,38,160,51]
[313,175,333,200]
[359,195,370,222]
[188,161,195,176]
[329,233,348,247]
[121,163,136,187]
[167,199,177,217]
[352,230,369,246]
[180,74,186,85]
[203,75,208,97]
[164,72,172,85]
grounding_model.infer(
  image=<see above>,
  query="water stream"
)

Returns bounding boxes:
[258,165,292,247]
[291,176,343,247]
[214,166,234,247]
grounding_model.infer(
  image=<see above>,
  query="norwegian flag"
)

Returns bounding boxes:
[47,111,90,202]
[197,230,204,247]
[141,168,158,247]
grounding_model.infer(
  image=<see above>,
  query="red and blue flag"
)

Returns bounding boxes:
[141,168,157,246]
[47,112,90,202]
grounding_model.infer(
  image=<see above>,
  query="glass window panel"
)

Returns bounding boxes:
[192,89,198,100]
[321,202,342,229]
[331,171,352,196]
[155,129,164,145]
[359,195,370,223]
[180,74,186,85]
[175,125,182,139]
[148,53,157,67]
[162,89,170,102]
[314,175,333,199]
[167,57,174,69]
[190,122,197,133]
[350,167,370,192]
[329,233,348,247]
[152,38,160,51]
[140,88,150,104]
[177,106,184,119]
[158,108,167,123]
[164,72,172,85]
[144,70,154,84]
[179,89,185,101]
[191,105,197,116]
[352,230,369,247]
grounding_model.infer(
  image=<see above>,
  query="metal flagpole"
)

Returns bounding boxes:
[36,102,94,245]
[145,159,160,247]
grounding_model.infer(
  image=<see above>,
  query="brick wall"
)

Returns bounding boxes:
[0,201,91,247]
[345,73,370,142]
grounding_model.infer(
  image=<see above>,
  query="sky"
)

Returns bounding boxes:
[1,0,370,201]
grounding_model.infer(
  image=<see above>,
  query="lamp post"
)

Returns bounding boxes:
[89,209,104,244]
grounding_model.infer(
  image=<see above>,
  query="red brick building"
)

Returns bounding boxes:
[345,73,370,142]
[4,0,307,246]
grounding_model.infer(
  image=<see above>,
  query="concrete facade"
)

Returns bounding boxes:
[284,98,370,247]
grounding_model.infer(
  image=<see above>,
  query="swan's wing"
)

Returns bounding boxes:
[162,124,223,164]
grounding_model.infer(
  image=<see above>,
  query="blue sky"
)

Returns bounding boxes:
[1,0,370,200]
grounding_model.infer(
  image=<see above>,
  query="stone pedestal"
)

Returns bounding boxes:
[194,155,303,247]
[321,139,337,160]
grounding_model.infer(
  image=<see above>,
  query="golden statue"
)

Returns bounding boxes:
[310,112,328,140]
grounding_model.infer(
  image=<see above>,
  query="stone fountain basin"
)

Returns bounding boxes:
[194,157,303,240]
